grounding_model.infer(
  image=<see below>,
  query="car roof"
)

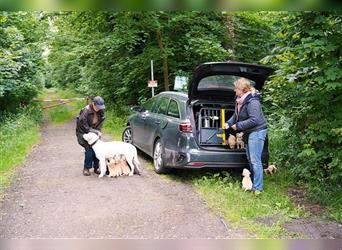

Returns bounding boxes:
[157,91,188,102]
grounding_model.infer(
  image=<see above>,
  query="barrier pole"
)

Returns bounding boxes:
[221,109,226,145]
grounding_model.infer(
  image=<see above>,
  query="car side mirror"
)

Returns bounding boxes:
[131,106,146,113]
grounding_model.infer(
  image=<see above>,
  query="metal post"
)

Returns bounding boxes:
[221,109,226,145]
[151,60,154,97]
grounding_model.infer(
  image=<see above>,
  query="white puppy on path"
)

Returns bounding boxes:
[83,132,141,178]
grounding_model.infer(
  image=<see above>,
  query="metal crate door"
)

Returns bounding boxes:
[198,108,223,145]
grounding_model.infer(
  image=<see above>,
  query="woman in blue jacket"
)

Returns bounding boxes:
[225,78,268,194]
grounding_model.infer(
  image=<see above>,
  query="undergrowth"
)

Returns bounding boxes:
[0,106,42,193]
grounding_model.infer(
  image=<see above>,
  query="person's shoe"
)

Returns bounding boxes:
[254,190,262,196]
[93,168,101,175]
[83,168,91,176]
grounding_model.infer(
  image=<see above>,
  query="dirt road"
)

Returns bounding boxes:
[0,118,250,238]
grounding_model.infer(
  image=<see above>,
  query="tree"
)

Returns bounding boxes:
[0,11,47,113]
[262,11,342,208]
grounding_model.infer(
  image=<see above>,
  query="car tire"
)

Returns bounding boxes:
[122,126,133,144]
[153,139,171,174]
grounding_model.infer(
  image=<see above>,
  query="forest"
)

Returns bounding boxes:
[0,11,341,219]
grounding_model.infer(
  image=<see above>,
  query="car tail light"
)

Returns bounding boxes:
[188,162,205,167]
[179,122,192,133]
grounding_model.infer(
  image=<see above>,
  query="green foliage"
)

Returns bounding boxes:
[0,106,42,192]
[103,104,131,140]
[43,88,86,124]
[226,11,280,63]
[0,12,47,113]
[47,11,274,106]
[262,11,342,216]
[162,169,305,238]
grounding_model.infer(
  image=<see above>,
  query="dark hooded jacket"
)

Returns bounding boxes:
[76,104,105,148]
[227,93,267,142]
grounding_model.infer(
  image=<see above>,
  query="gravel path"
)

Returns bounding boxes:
[0,118,250,239]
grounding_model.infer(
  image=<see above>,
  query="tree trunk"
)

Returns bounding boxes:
[225,13,235,38]
[223,12,235,51]
[156,29,170,91]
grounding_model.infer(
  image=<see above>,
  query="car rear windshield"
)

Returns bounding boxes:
[198,75,256,90]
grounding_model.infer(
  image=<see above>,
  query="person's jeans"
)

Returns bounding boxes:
[84,147,99,169]
[245,129,267,191]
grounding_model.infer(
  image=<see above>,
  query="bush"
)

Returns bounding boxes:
[262,12,342,218]
[0,106,42,191]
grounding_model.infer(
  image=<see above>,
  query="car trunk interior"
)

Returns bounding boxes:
[190,101,243,151]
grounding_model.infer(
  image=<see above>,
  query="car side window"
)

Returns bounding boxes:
[143,97,157,112]
[167,99,180,118]
[156,96,169,115]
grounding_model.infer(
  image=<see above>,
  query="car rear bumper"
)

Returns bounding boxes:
[165,147,268,169]
[184,161,248,169]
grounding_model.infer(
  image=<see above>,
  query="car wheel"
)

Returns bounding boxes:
[153,139,171,174]
[122,126,133,144]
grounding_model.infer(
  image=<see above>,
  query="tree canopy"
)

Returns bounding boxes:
[47,11,275,104]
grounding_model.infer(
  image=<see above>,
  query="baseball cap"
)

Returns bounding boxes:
[93,96,105,110]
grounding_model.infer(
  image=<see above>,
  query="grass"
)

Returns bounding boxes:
[0,88,84,195]
[39,88,87,125]
[40,88,132,137]
[0,110,41,194]
[165,169,307,238]
[103,110,130,140]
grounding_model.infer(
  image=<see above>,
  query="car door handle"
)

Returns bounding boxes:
[155,120,161,124]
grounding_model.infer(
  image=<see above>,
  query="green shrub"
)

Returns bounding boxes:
[262,12,342,220]
[103,104,131,140]
[0,107,42,192]
[44,88,87,124]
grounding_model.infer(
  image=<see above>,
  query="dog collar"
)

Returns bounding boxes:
[90,138,99,147]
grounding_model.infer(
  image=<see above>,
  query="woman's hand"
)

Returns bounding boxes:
[97,131,102,138]
[231,124,237,130]
[224,123,229,129]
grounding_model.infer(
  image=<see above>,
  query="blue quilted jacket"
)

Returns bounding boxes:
[227,93,267,139]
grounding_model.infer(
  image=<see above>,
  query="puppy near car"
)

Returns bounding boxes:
[83,132,141,178]
[236,132,244,149]
[228,134,236,149]
[242,168,253,191]
[264,164,277,175]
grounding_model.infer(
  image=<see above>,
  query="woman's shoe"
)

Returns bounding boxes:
[254,190,262,196]
[93,168,101,175]
[83,168,91,176]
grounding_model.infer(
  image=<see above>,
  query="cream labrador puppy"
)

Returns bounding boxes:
[107,156,122,177]
[119,154,131,176]
[242,168,253,191]
[264,164,277,175]
[236,132,244,149]
[83,132,141,178]
[228,134,236,149]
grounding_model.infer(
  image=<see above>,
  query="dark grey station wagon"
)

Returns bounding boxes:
[122,62,273,174]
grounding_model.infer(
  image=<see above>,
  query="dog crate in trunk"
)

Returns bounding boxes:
[198,107,231,146]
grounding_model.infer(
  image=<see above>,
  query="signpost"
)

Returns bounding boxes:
[148,60,157,96]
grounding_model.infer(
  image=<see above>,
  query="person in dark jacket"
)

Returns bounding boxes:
[76,96,105,176]
[225,78,267,194]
